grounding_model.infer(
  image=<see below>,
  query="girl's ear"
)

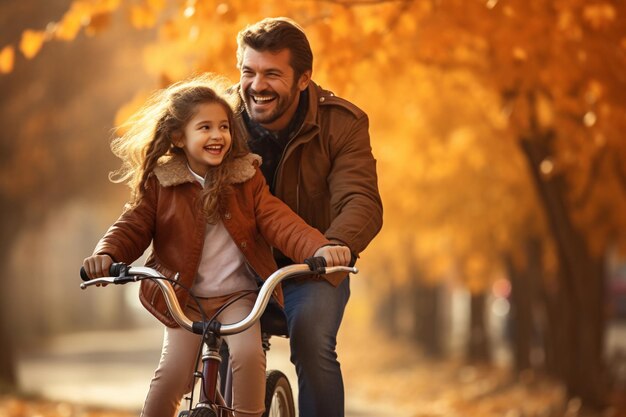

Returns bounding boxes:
[172,131,185,148]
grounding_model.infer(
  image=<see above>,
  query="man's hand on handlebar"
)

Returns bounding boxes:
[82,254,113,279]
[313,245,351,267]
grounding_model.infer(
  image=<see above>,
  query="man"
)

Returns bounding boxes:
[234,17,383,417]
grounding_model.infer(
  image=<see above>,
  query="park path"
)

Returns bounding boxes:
[17,327,407,417]
[15,320,626,417]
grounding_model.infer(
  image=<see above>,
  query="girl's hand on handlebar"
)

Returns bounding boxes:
[82,254,113,279]
[313,245,352,267]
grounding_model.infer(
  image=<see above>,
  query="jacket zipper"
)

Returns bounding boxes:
[272,122,307,211]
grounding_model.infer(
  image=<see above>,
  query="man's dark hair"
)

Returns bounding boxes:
[236,17,313,80]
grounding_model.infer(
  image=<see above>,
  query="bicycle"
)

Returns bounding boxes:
[80,257,358,417]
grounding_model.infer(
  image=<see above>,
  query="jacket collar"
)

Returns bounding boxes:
[153,153,262,187]
[302,81,321,130]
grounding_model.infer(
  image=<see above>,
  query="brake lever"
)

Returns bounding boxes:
[80,277,116,289]
[79,275,139,289]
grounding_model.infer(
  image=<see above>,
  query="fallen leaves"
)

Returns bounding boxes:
[339,317,568,417]
[0,396,135,417]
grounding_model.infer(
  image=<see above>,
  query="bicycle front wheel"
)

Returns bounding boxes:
[263,370,295,417]
[188,406,218,417]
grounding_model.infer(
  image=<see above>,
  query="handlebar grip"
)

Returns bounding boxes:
[109,262,129,277]
[80,267,90,281]
[80,262,129,281]
[304,256,327,274]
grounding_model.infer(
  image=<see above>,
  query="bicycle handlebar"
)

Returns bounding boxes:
[80,258,358,336]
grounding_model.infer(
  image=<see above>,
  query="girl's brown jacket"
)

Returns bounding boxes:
[94,153,330,327]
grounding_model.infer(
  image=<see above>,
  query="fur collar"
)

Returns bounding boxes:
[153,153,262,187]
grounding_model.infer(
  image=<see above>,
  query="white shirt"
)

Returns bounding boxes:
[188,166,256,297]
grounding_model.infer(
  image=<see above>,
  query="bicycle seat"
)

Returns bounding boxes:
[260,300,289,337]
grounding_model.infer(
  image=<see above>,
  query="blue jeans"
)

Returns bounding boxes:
[282,277,351,417]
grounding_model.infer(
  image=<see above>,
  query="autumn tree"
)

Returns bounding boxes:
[408,1,626,407]
[358,65,543,362]
[0,0,156,389]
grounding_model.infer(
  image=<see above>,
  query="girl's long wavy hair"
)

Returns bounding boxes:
[110,73,249,223]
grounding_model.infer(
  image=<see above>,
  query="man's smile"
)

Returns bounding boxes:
[250,91,277,105]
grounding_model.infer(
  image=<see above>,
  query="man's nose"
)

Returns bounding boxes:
[250,74,267,91]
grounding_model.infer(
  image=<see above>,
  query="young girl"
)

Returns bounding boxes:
[82,74,351,417]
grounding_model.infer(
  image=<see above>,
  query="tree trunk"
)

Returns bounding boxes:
[541,273,571,382]
[377,280,401,338]
[520,132,607,408]
[506,237,545,372]
[0,320,16,392]
[506,255,533,371]
[0,199,20,391]
[467,292,491,363]
[410,280,444,358]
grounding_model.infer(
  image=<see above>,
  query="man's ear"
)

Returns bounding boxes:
[297,70,312,91]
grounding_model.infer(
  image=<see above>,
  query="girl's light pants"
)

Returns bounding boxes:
[140,294,265,417]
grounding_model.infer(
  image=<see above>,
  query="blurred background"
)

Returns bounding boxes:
[1,1,625,416]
